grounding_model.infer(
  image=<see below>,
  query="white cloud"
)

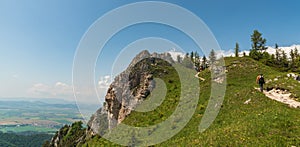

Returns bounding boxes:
[98,76,111,89]
[27,75,112,104]
[215,49,234,58]
[214,49,250,58]
[28,82,73,99]
[218,44,300,58]
[167,48,250,60]
[96,76,111,103]
[265,44,300,58]
[167,48,185,61]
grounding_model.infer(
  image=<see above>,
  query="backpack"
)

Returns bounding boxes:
[259,76,265,84]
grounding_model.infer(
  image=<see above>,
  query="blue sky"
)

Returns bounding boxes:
[1,0,300,100]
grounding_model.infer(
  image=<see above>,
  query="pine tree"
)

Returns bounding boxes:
[194,51,200,68]
[282,50,288,68]
[202,55,207,69]
[249,49,261,60]
[251,30,267,51]
[290,49,295,68]
[190,51,194,63]
[235,42,239,57]
[194,51,200,59]
[296,57,300,71]
[275,49,281,65]
[269,54,276,66]
[295,48,300,70]
[275,43,279,49]
[250,30,267,60]
[294,47,299,58]
[209,49,216,65]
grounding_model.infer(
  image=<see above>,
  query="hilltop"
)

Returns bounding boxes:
[46,55,300,146]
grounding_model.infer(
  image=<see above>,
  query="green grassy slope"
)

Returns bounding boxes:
[161,57,300,146]
[82,57,300,146]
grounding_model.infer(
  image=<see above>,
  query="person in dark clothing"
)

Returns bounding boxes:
[256,74,265,92]
[296,75,300,81]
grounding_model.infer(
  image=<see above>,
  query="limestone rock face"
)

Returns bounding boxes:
[48,51,174,146]
[87,50,173,135]
[87,107,107,136]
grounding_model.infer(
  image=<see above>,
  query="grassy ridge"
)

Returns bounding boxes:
[81,57,300,146]
[161,57,300,146]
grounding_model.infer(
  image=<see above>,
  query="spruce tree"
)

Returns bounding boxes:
[269,54,276,66]
[294,48,300,70]
[249,49,261,60]
[250,30,267,60]
[294,47,299,58]
[194,51,200,68]
[290,49,295,68]
[209,49,216,65]
[235,42,239,57]
[251,30,267,51]
[190,51,194,63]
[282,50,288,68]
[202,55,207,69]
[275,49,281,66]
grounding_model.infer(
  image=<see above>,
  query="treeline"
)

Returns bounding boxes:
[177,50,217,72]
[0,131,52,147]
[248,30,300,72]
[178,30,300,72]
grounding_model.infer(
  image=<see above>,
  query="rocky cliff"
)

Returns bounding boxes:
[47,50,174,146]
[87,50,174,135]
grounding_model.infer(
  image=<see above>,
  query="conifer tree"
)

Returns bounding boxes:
[275,49,281,65]
[269,54,276,66]
[202,55,207,69]
[194,51,200,68]
[190,51,194,62]
[290,49,295,67]
[250,30,267,60]
[275,43,279,49]
[251,30,267,51]
[295,48,300,70]
[209,49,216,65]
[235,42,239,57]
[282,50,288,68]
[294,47,299,58]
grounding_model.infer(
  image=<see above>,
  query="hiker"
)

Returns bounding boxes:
[296,75,300,81]
[256,74,265,92]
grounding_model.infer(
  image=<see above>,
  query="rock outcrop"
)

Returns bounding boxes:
[48,50,174,147]
[87,50,173,135]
